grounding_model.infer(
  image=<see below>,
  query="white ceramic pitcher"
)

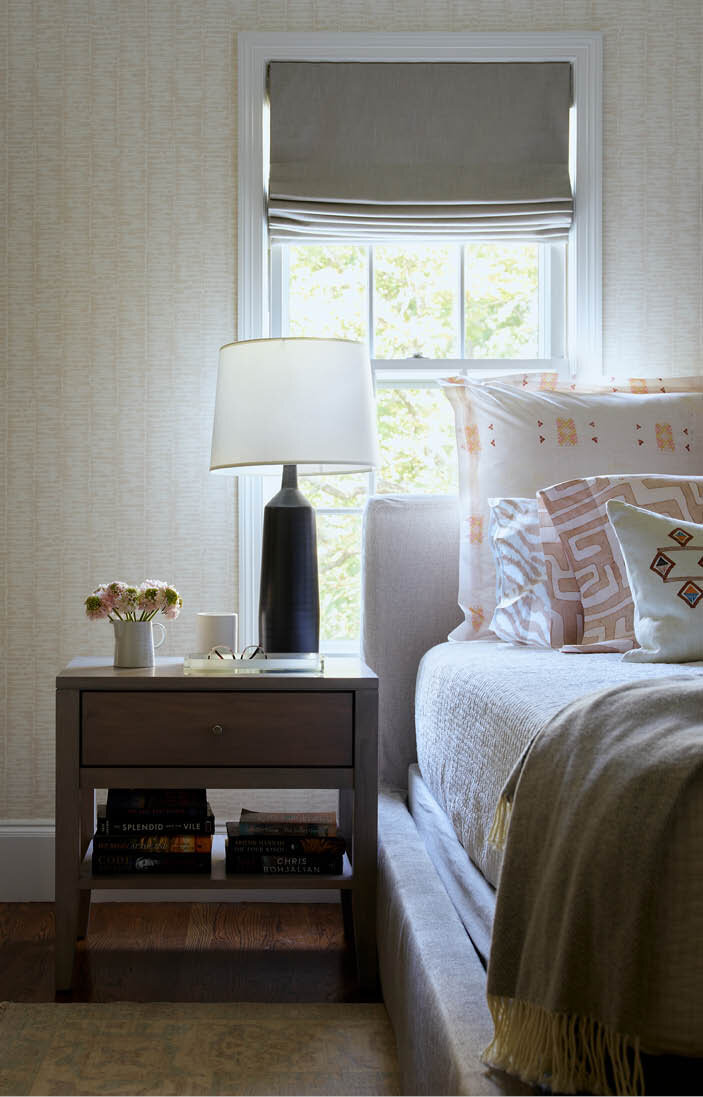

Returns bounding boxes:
[112,620,166,668]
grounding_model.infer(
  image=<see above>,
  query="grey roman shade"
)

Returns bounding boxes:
[267,61,573,242]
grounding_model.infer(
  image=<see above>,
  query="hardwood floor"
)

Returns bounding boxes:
[0,901,372,1003]
[3,902,703,1095]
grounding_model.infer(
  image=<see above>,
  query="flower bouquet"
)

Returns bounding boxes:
[85,581,182,667]
[85,580,182,622]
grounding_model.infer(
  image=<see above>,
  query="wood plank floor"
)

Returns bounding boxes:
[0,902,372,1003]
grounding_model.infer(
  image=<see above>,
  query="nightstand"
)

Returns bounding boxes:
[55,657,378,992]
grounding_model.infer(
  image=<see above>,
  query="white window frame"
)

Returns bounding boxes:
[237,31,603,646]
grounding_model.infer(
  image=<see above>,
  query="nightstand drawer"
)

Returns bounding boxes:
[81,691,353,767]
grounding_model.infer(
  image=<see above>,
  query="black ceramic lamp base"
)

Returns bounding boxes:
[258,464,320,655]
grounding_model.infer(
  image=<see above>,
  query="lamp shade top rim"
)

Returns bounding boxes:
[218,335,365,353]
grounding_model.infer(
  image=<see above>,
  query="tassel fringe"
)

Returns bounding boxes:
[487,794,512,850]
[483,995,645,1096]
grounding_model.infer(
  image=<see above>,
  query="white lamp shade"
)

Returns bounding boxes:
[209,338,379,475]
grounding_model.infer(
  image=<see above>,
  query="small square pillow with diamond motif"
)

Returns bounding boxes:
[606,499,703,663]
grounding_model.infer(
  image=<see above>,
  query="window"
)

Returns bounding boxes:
[238,33,602,650]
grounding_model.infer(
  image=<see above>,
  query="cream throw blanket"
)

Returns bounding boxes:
[483,676,703,1096]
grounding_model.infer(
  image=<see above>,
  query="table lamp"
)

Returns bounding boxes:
[209,338,378,656]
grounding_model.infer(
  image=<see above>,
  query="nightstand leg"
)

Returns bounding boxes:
[55,690,81,991]
[338,788,354,940]
[77,789,95,939]
[351,691,378,992]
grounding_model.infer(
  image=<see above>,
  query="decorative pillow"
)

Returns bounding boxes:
[536,495,584,646]
[606,500,703,663]
[488,498,551,648]
[539,476,703,649]
[442,378,703,641]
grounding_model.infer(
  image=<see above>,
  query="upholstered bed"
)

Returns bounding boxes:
[362,493,703,1096]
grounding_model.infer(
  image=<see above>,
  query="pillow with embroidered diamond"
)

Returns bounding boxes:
[606,500,703,663]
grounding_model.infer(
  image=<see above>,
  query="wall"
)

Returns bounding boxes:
[2,0,702,824]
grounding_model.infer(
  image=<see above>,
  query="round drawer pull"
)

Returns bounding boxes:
[211,723,224,736]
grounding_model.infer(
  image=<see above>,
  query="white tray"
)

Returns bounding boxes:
[183,653,324,675]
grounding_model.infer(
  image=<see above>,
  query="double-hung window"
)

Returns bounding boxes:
[238,34,602,652]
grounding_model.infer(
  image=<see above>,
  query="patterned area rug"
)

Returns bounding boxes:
[0,1001,400,1096]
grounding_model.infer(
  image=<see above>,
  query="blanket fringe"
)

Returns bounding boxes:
[487,794,512,850]
[483,994,645,1096]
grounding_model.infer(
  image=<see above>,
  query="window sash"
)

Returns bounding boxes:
[273,239,567,363]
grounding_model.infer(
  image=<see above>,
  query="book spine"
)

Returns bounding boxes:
[226,836,345,856]
[104,805,207,818]
[96,816,215,836]
[106,791,207,816]
[93,836,213,854]
[236,822,336,837]
[226,851,343,875]
[92,852,212,875]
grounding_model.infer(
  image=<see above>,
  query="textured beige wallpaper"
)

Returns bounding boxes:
[2,0,702,819]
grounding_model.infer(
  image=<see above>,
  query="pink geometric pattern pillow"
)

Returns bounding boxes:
[538,476,703,649]
[537,496,584,647]
[442,377,703,642]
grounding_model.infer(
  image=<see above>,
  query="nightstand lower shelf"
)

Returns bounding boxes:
[81,838,353,889]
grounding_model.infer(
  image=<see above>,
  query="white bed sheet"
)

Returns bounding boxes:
[415,641,703,887]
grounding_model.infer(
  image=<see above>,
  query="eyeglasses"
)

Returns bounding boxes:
[206,644,266,661]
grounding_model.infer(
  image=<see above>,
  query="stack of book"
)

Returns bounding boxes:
[92,789,215,875]
[225,809,345,875]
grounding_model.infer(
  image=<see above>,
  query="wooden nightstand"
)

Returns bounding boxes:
[55,657,378,992]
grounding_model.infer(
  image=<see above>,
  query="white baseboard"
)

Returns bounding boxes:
[0,822,339,903]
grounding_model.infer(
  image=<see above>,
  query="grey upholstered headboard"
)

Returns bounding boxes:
[361,494,461,791]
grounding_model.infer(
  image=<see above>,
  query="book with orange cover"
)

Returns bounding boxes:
[93,834,213,854]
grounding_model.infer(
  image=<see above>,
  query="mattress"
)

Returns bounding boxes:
[415,640,703,887]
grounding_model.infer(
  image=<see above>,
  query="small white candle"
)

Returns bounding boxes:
[196,612,238,654]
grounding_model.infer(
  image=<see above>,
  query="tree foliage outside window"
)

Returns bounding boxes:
[288,242,540,643]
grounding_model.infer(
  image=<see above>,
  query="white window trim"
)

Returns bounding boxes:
[237,31,603,645]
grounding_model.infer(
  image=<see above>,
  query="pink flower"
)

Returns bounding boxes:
[138,583,164,615]
[91,584,112,608]
[162,594,182,620]
[114,586,140,616]
[85,595,109,620]
[93,581,127,610]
